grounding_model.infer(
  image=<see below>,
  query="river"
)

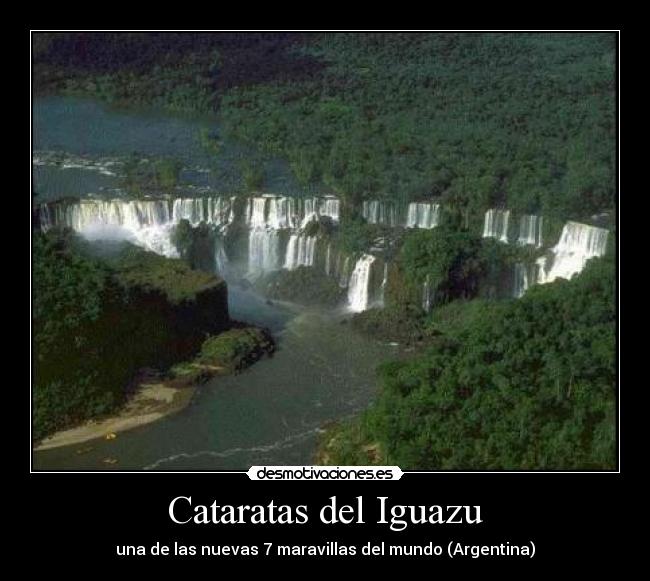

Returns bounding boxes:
[32,97,395,470]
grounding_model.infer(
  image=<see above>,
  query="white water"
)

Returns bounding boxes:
[41,195,609,309]
[362,200,399,227]
[267,197,296,229]
[536,221,609,284]
[347,254,376,312]
[284,234,317,270]
[513,263,537,298]
[40,194,344,276]
[319,196,340,222]
[34,150,122,176]
[406,202,441,229]
[40,198,179,257]
[246,197,269,228]
[248,228,280,273]
[518,215,543,247]
[483,209,510,243]
[172,198,204,226]
[245,195,340,231]
[215,238,229,275]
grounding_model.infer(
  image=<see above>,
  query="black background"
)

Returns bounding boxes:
[24,472,628,570]
[25,27,628,572]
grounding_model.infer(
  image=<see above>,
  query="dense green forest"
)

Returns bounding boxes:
[33,32,616,222]
[333,221,617,469]
[325,251,616,469]
[33,33,617,468]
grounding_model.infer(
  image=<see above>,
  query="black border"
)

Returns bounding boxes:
[29,29,622,475]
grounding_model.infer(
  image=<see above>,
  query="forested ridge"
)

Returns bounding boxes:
[34,32,616,222]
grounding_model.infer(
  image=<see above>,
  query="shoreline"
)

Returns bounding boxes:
[34,381,195,451]
[34,325,276,453]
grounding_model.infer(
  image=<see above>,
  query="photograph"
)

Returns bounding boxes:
[31,31,617,473]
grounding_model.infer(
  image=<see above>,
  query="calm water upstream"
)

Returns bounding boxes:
[32,97,395,470]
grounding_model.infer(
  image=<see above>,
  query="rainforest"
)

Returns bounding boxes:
[31,32,616,470]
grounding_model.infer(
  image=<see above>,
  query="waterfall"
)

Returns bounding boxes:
[513,263,539,298]
[406,202,440,229]
[518,215,543,247]
[268,197,296,229]
[172,198,206,226]
[246,197,268,227]
[207,196,235,229]
[245,195,340,230]
[40,198,179,257]
[214,237,229,275]
[248,228,280,273]
[483,209,511,243]
[247,195,299,229]
[39,193,346,276]
[536,221,609,284]
[347,254,376,312]
[39,195,240,261]
[339,256,351,288]
[319,197,340,222]
[228,196,236,225]
[284,234,317,270]
[363,200,399,226]
[422,275,432,312]
[240,195,343,272]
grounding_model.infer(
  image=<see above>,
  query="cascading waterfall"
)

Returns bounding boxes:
[518,215,543,247]
[339,256,351,288]
[39,196,239,259]
[244,195,340,231]
[347,254,376,312]
[483,209,511,243]
[207,196,235,229]
[267,196,296,229]
[40,194,610,306]
[248,228,280,272]
[406,202,440,229]
[513,263,538,298]
[241,195,340,274]
[246,197,269,227]
[536,221,609,284]
[362,200,399,227]
[301,197,335,228]
[40,193,343,276]
[41,198,179,257]
[172,198,205,226]
[319,196,340,222]
[284,234,317,270]
[214,237,229,275]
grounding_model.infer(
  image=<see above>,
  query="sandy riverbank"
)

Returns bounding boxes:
[34,381,195,451]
